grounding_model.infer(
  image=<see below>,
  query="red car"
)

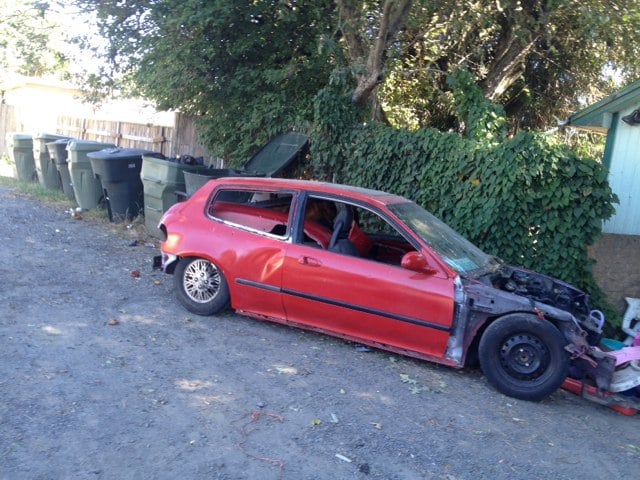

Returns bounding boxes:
[158,177,640,407]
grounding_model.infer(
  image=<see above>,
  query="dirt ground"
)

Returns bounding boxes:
[0,183,638,480]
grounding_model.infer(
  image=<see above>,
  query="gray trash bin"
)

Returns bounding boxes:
[141,154,213,236]
[46,138,76,199]
[33,133,72,190]
[67,140,116,209]
[6,133,36,182]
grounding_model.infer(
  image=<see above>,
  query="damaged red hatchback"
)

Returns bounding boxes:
[158,177,640,407]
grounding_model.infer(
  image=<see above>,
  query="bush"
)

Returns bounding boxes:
[310,71,620,329]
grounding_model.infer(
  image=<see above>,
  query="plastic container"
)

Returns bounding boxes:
[67,140,117,210]
[33,133,71,190]
[181,132,309,198]
[6,133,36,182]
[601,338,626,351]
[183,170,224,196]
[46,138,75,199]
[141,154,213,236]
[88,148,153,222]
[623,297,640,345]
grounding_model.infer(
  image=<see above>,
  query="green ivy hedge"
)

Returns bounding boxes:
[310,71,620,330]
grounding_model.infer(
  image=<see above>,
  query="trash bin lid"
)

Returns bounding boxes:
[242,132,309,176]
[87,148,155,160]
[34,132,71,141]
[46,138,74,147]
[7,133,33,148]
[67,140,117,152]
[6,133,33,141]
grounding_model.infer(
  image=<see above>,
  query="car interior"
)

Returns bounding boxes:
[207,188,416,266]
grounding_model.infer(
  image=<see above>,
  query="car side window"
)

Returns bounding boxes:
[208,188,293,237]
[298,197,337,249]
[357,207,399,237]
[300,197,414,266]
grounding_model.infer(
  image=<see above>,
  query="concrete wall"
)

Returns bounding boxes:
[590,233,640,313]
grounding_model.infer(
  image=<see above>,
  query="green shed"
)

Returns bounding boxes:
[565,79,640,235]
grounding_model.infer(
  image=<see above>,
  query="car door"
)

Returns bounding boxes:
[204,187,292,322]
[281,198,456,361]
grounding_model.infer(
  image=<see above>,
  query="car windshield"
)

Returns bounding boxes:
[389,201,494,274]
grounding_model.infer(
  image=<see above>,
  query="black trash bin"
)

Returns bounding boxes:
[46,138,75,199]
[88,148,154,222]
[209,132,309,178]
[182,132,309,198]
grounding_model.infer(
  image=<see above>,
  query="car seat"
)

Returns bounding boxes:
[328,207,360,256]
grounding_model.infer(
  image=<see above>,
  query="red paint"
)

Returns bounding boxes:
[561,378,638,416]
[161,178,458,366]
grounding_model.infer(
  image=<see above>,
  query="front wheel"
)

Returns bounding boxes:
[478,313,569,401]
[174,257,230,315]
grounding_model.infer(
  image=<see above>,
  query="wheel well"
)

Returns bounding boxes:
[464,318,495,368]
[477,312,570,401]
[164,255,180,275]
[464,312,566,368]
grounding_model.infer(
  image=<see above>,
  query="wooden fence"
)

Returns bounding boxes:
[0,104,18,154]
[0,103,222,167]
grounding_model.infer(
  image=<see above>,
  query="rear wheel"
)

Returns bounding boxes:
[174,257,230,315]
[479,313,569,401]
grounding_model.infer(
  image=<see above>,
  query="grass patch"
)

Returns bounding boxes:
[0,173,157,245]
[1,176,73,205]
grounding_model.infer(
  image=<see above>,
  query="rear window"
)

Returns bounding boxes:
[207,188,293,237]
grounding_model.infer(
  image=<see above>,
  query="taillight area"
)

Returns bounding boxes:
[161,252,178,274]
[157,223,168,242]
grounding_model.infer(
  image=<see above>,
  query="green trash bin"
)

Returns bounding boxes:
[34,133,72,190]
[46,138,76,200]
[6,133,36,182]
[67,140,116,210]
[88,148,153,222]
[141,154,213,236]
[183,170,221,197]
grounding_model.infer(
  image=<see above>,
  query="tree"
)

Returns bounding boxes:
[335,0,411,120]
[73,0,336,162]
[0,1,69,79]
[73,0,640,155]
[381,0,640,132]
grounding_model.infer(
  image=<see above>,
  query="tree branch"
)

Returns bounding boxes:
[337,0,411,110]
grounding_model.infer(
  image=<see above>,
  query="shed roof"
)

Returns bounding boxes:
[565,79,640,133]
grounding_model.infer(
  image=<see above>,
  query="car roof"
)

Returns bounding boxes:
[208,177,409,206]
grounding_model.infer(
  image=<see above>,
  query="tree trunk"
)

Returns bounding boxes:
[482,34,537,102]
[480,2,541,102]
[337,0,412,112]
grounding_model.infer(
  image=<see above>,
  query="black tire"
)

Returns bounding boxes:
[174,257,230,316]
[478,313,569,401]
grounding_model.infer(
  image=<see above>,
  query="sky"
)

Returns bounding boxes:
[48,1,108,77]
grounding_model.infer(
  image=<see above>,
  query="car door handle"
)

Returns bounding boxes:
[298,256,322,267]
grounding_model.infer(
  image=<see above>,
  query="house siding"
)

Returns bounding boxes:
[603,105,640,235]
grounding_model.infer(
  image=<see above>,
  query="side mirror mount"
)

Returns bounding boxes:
[401,251,438,275]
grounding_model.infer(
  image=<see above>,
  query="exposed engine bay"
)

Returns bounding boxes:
[464,262,640,413]
[470,262,602,338]
[491,265,590,320]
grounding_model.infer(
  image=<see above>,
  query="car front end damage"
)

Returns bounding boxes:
[449,263,640,413]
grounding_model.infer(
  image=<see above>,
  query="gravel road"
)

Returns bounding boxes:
[0,183,638,480]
